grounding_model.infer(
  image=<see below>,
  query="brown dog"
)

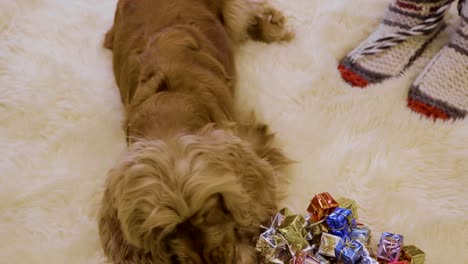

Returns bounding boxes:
[98,0,293,263]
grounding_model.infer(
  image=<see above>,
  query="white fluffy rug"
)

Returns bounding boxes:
[1,0,467,263]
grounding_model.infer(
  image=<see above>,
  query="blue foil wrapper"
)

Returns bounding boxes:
[334,238,363,264]
[355,240,379,263]
[315,254,332,264]
[360,256,379,264]
[357,240,371,258]
[351,226,371,245]
[325,207,356,238]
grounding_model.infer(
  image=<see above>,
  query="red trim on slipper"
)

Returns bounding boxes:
[338,64,369,88]
[396,1,422,11]
[396,1,441,14]
[407,98,449,120]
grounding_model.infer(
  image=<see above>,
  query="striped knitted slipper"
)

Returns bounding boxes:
[338,0,454,88]
[408,0,468,120]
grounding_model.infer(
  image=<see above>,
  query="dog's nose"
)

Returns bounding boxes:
[170,255,181,264]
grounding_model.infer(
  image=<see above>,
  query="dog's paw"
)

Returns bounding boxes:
[252,6,294,43]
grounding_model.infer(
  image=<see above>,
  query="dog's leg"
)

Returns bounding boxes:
[104,26,114,50]
[222,0,294,43]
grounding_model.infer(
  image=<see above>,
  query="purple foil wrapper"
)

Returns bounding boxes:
[360,256,379,264]
[376,232,404,262]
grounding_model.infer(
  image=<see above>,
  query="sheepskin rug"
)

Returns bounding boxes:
[1,0,467,263]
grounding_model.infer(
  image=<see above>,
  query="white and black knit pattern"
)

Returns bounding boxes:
[351,0,453,61]
[339,0,453,87]
[408,0,468,120]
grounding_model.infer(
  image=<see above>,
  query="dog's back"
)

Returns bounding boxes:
[106,0,236,141]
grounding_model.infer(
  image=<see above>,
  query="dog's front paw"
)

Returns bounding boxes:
[252,6,294,43]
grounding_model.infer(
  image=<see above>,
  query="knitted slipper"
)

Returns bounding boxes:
[408,0,468,120]
[338,0,453,88]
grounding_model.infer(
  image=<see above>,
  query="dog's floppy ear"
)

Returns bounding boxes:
[102,141,187,254]
[196,127,279,229]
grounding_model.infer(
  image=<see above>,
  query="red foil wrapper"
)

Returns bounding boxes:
[307,192,339,222]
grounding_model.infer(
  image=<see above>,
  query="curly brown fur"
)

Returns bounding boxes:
[99,0,293,263]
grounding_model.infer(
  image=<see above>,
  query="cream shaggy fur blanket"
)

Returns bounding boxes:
[1,0,467,263]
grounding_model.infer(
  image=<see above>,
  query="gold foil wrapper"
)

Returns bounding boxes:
[279,207,293,217]
[401,245,425,264]
[305,219,329,246]
[336,197,359,219]
[318,233,341,258]
[255,229,287,260]
[278,214,309,252]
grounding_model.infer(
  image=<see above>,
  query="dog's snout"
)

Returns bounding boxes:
[170,255,181,264]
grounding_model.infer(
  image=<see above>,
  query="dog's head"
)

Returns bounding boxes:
[102,126,281,263]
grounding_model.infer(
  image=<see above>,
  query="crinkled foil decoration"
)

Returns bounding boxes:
[336,197,359,219]
[325,207,356,238]
[318,232,341,258]
[334,237,363,264]
[305,219,329,246]
[351,226,371,245]
[376,232,404,262]
[401,245,425,264]
[256,229,288,260]
[278,214,309,253]
[307,192,339,222]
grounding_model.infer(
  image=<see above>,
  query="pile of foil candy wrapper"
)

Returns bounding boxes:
[255,192,426,264]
